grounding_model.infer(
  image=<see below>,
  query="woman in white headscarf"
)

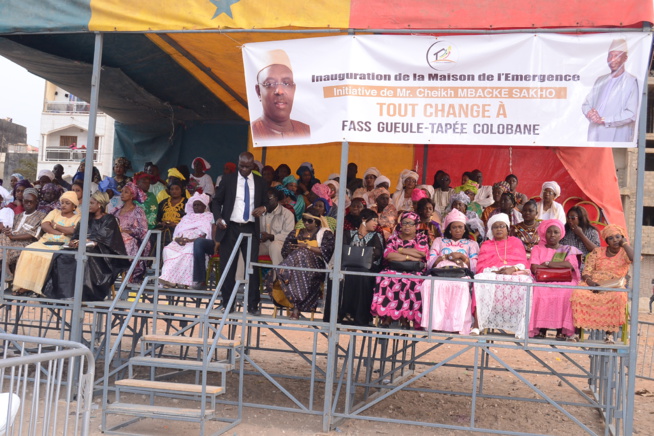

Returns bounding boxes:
[391,170,419,212]
[536,181,566,222]
[353,167,381,201]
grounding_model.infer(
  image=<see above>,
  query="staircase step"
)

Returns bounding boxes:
[106,402,214,420]
[142,334,240,347]
[130,356,232,372]
[116,379,224,395]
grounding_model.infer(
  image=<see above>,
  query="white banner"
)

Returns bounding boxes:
[242,33,652,148]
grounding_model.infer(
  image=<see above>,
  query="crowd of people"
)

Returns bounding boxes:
[0,156,633,343]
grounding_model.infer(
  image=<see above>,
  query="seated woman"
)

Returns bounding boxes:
[44,191,129,301]
[133,172,159,230]
[295,199,337,232]
[391,170,419,212]
[421,209,479,334]
[325,179,350,210]
[0,189,46,281]
[570,225,634,344]
[369,187,397,241]
[325,209,384,326]
[505,174,529,210]
[265,207,335,320]
[560,205,600,272]
[6,180,32,215]
[537,181,566,222]
[112,183,149,282]
[454,180,483,217]
[511,200,540,260]
[473,213,532,338]
[311,183,338,219]
[488,192,523,227]
[296,163,320,197]
[529,219,581,340]
[71,180,84,203]
[282,175,306,221]
[37,183,63,214]
[352,167,381,204]
[447,192,486,243]
[481,182,508,225]
[416,198,442,246]
[344,197,366,231]
[157,180,188,246]
[12,192,81,296]
[371,211,429,329]
[159,193,213,288]
[113,156,133,191]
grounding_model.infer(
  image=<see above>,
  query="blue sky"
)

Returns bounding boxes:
[0,55,45,147]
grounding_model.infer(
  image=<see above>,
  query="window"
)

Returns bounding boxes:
[59,136,77,148]
[644,207,654,226]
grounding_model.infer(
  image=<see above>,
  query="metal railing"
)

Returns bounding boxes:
[0,333,94,436]
[636,320,654,381]
[44,148,98,162]
[43,101,92,113]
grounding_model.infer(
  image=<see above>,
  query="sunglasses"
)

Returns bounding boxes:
[303,218,315,224]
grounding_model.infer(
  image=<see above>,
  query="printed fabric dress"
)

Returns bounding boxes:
[421,237,479,334]
[112,206,150,282]
[0,210,47,270]
[370,231,429,324]
[528,244,581,337]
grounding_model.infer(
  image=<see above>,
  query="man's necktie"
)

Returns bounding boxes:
[243,177,250,221]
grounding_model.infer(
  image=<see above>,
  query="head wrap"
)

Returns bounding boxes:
[363,167,381,179]
[282,175,298,186]
[454,180,479,195]
[398,211,420,230]
[12,179,33,198]
[167,168,186,181]
[114,156,132,171]
[91,191,110,207]
[374,175,391,188]
[38,169,55,181]
[369,187,390,203]
[601,224,629,243]
[313,197,331,214]
[419,184,435,198]
[133,171,151,184]
[538,219,565,246]
[224,162,237,173]
[253,160,264,173]
[494,181,511,194]
[324,179,339,194]
[396,170,419,191]
[327,173,340,181]
[124,181,147,204]
[411,189,428,202]
[10,173,24,181]
[302,211,330,231]
[22,188,39,201]
[274,185,296,200]
[60,190,79,207]
[298,162,314,173]
[98,177,120,195]
[192,157,211,172]
[350,197,367,208]
[311,183,333,206]
[609,38,628,54]
[41,183,63,198]
[443,209,467,230]
[541,181,561,199]
[185,192,211,215]
[486,213,511,240]
[449,192,471,206]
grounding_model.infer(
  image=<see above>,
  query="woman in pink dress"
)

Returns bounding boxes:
[421,209,479,334]
[112,182,149,282]
[529,219,581,340]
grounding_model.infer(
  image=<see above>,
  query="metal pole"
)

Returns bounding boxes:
[624,51,649,435]
[70,32,103,344]
[421,145,429,185]
[322,140,349,432]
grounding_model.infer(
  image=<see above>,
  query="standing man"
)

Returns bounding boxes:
[212,151,266,315]
[582,38,639,142]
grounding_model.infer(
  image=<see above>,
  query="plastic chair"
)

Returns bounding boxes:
[562,196,584,212]
[575,201,601,223]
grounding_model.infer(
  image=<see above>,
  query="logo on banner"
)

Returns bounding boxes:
[426,41,458,71]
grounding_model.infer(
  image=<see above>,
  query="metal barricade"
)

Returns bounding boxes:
[0,334,94,435]
[636,321,654,381]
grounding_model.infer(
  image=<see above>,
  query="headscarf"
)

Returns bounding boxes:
[224,162,237,173]
[302,211,330,231]
[443,209,467,230]
[167,168,186,181]
[369,187,390,203]
[22,188,39,201]
[454,180,479,195]
[10,173,24,181]
[537,219,565,246]
[327,173,340,181]
[133,171,151,184]
[12,179,33,198]
[124,181,147,203]
[449,192,471,207]
[99,177,120,195]
[350,197,367,208]
[313,198,331,214]
[38,169,55,181]
[541,181,561,199]
[60,190,80,207]
[297,162,315,174]
[486,213,511,240]
[114,156,132,171]
[411,189,428,202]
[363,167,381,179]
[282,175,298,186]
[41,183,63,198]
[192,157,211,172]
[324,179,339,196]
[419,184,435,198]
[374,175,391,188]
[274,185,296,201]
[311,183,333,206]
[601,224,629,243]
[494,181,511,194]
[185,192,211,215]
[397,211,420,232]
[396,170,419,191]
[91,191,110,208]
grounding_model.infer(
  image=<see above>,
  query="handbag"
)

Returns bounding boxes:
[428,267,474,278]
[535,267,572,282]
[342,245,374,270]
[387,260,425,272]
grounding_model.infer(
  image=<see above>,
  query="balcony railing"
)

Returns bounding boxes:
[45,147,98,162]
[43,101,95,114]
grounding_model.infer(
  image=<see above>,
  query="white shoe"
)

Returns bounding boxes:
[470,328,480,336]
